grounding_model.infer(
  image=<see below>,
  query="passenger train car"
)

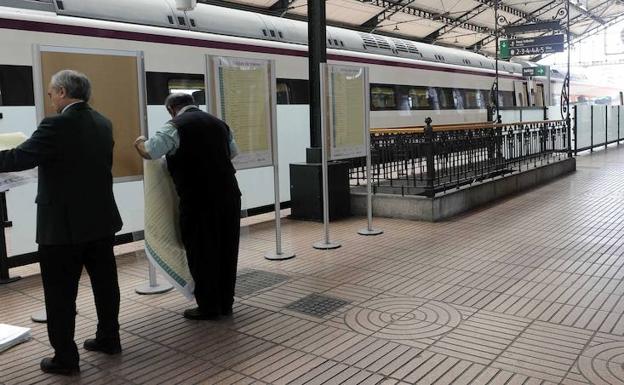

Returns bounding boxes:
[0,0,619,256]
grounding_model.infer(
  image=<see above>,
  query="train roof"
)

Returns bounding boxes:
[2,0,523,75]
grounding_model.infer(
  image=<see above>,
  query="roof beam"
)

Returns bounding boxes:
[423,3,490,42]
[361,0,416,30]
[569,1,606,25]
[530,0,615,60]
[424,0,542,43]
[474,0,539,23]
[358,0,491,35]
[467,0,563,52]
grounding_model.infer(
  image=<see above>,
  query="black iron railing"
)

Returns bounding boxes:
[350,118,569,197]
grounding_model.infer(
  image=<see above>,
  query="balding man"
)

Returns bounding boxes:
[134,93,241,321]
[0,70,123,375]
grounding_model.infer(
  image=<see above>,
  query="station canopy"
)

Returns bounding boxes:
[199,0,624,59]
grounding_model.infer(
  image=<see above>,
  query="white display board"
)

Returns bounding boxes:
[207,56,275,170]
[327,65,368,160]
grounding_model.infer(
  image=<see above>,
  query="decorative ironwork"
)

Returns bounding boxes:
[552,7,568,20]
[497,15,509,25]
[349,118,569,197]
[561,73,570,120]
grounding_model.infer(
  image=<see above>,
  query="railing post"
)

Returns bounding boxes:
[424,117,435,198]
[573,106,578,156]
[605,106,608,149]
[590,106,594,152]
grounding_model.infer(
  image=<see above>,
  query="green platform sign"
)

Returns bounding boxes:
[522,66,547,77]
[500,40,510,59]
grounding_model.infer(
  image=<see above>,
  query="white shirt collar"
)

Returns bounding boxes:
[176,105,197,116]
[61,101,82,114]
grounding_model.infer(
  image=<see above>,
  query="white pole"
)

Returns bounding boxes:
[266,60,295,260]
[359,67,382,236]
[314,63,340,250]
[136,256,173,295]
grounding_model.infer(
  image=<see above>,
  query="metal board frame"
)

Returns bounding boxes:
[326,64,368,161]
[32,44,147,183]
[205,55,275,170]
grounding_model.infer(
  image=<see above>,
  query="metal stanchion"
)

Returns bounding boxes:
[31,309,47,323]
[135,262,173,295]
[266,60,295,261]
[313,63,340,250]
[358,70,382,237]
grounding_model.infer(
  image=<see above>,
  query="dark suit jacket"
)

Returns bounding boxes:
[0,102,122,245]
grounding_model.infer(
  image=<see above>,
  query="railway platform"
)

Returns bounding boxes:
[2,144,624,384]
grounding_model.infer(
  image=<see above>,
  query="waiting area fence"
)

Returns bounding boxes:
[574,105,624,153]
[349,118,570,197]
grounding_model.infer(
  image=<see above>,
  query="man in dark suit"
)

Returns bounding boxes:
[134,93,241,321]
[0,70,123,375]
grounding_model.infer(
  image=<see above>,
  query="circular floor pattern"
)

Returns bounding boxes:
[344,297,461,340]
[578,342,624,385]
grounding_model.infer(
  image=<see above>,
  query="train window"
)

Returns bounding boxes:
[328,39,332,45]
[407,87,432,109]
[168,78,203,96]
[55,1,64,10]
[276,82,291,104]
[370,85,396,110]
[146,72,204,105]
[276,78,309,105]
[0,65,35,106]
[452,89,464,109]
[190,19,196,27]
[167,16,174,24]
[262,29,267,36]
[270,30,276,37]
[436,88,455,109]
[334,39,339,45]
[177,17,186,26]
[340,41,344,47]
[463,89,485,109]
[500,91,514,107]
[278,31,283,38]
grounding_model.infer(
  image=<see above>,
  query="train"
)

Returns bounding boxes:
[0,0,620,256]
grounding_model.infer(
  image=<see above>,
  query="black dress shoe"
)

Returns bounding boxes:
[221,307,233,317]
[183,307,220,320]
[83,339,121,355]
[40,357,80,375]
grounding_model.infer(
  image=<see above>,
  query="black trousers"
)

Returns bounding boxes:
[179,193,241,314]
[38,237,120,366]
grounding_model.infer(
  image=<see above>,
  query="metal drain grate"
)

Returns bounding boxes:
[285,294,350,317]
[235,269,289,297]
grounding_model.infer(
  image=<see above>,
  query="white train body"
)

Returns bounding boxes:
[0,1,613,255]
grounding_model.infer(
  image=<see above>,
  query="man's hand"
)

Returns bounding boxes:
[134,136,151,160]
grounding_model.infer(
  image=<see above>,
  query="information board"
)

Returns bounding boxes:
[501,35,565,57]
[35,46,146,180]
[327,65,368,160]
[208,56,274,170]
[522,66,547,77]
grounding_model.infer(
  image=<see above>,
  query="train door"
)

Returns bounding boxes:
[535,83,545,107]
[514,81,528,107]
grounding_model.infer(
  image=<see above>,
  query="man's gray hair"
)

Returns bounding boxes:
[165,93,196,111]
[50,70,91,102]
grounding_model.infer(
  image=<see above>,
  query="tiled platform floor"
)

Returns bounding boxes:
[3,146,624,384]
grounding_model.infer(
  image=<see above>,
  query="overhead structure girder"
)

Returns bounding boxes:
[467,0,564,52]
[358,0,491,35]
